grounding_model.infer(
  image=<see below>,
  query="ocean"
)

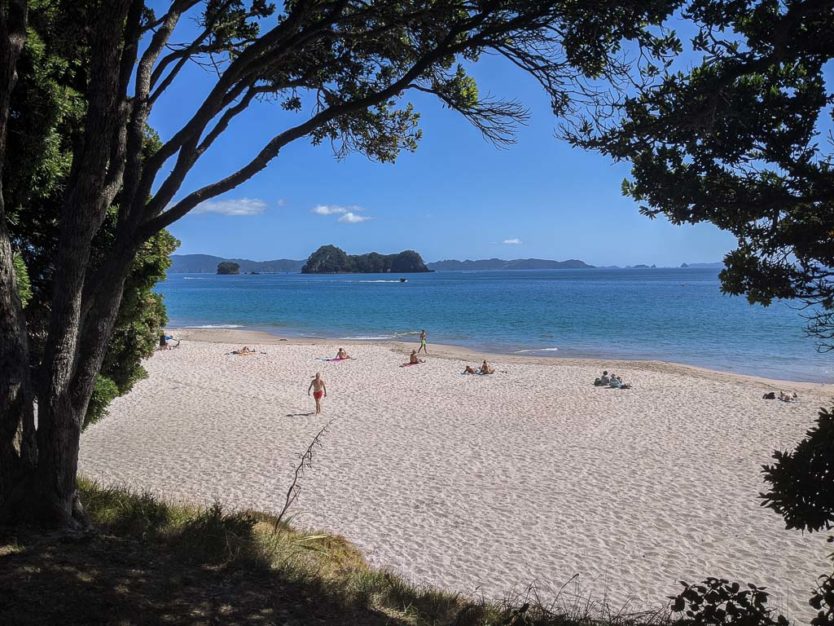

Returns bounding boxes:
[156,268,831,382]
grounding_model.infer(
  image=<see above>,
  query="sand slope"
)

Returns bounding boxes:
[79,332,833,620]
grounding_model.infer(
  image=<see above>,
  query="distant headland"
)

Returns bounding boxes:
[427,258,593,270]
[169,253,723,273]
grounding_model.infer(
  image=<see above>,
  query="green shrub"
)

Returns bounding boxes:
[670,578,788,626]
[84,375,119,429]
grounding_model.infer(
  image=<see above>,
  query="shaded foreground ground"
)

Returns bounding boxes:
[0,481,669,626]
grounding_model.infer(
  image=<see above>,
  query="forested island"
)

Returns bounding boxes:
[216,261,240,274]
[301,245,430,273]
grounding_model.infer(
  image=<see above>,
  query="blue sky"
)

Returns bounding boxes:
[150,8,738,266]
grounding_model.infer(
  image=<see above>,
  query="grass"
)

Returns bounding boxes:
[0,480,672,625]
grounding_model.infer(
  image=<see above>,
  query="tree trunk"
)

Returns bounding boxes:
[0,0,135,527]
[0,0,37,519]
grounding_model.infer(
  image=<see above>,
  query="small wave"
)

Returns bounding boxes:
[514,347,559,353]
[186,324,245,329]
[341,335,396,340]
[355,280,405,283]
[182,277,208,280]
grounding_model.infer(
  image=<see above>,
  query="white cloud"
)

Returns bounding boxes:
[503,238,523,245]
[312,204,370,223]
[338,211,370,223]
[193,198,267,216]
[312,204,348,215]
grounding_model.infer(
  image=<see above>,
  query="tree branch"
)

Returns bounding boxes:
[139,23,473,237]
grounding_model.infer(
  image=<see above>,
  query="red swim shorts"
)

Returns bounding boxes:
[313,391,323,400]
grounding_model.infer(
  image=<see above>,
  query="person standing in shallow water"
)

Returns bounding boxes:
[418,329,428,354]
[307,372,327,415]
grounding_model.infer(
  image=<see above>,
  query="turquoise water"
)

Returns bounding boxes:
[157,268,831,382]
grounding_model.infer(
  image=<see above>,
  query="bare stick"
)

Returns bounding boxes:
[273,419,334,531]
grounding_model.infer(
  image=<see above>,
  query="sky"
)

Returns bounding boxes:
[149,6,738,266]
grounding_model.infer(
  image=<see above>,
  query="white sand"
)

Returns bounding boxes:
[79,329,833,620]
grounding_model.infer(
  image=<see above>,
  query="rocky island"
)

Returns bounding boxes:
[301,245,431,273]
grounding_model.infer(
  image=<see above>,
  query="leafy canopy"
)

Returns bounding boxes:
[568,0,834,349]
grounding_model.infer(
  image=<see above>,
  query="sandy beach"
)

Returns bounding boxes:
[79,328,833,620]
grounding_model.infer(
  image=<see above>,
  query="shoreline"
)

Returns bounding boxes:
[171,327,834,393]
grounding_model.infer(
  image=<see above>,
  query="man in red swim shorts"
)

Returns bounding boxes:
[307,372,327,414]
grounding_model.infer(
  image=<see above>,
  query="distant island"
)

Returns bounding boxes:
[301,245,430,273]
[170,254,305,273]
[216,261,240,275]
[427,258,593,271]
[680,262,724,269]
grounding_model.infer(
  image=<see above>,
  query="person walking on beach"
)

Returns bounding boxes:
[307,372,327,414]
[418,329,428,354]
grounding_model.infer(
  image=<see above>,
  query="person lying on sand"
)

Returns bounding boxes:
[231,346,256,355]
[159,333,180,350]
[479,360,495,375]
[307,372,327,415]
[779,391,798,402]
[401,350,425,366]
[463,365,479,374]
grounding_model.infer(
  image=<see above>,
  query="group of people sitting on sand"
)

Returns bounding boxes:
[463,360,495,375]
[594,370,631,389]
[763,390,799,402]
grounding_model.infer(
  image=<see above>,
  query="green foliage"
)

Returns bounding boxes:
[761,406,834,533]
[100,233,177,398]
[569,0,834,348]
[85,376,119,429]
[301,245,430,273]
[12,253,31,307]
[669,578,788,626]
[216,261,241,274]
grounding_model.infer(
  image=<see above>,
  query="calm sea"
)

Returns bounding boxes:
[156,268,831,382]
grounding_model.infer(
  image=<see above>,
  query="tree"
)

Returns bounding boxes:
[216,261,240,274]
[568,0,834,349]
[1,4,179,432]
[0,1,678,527]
